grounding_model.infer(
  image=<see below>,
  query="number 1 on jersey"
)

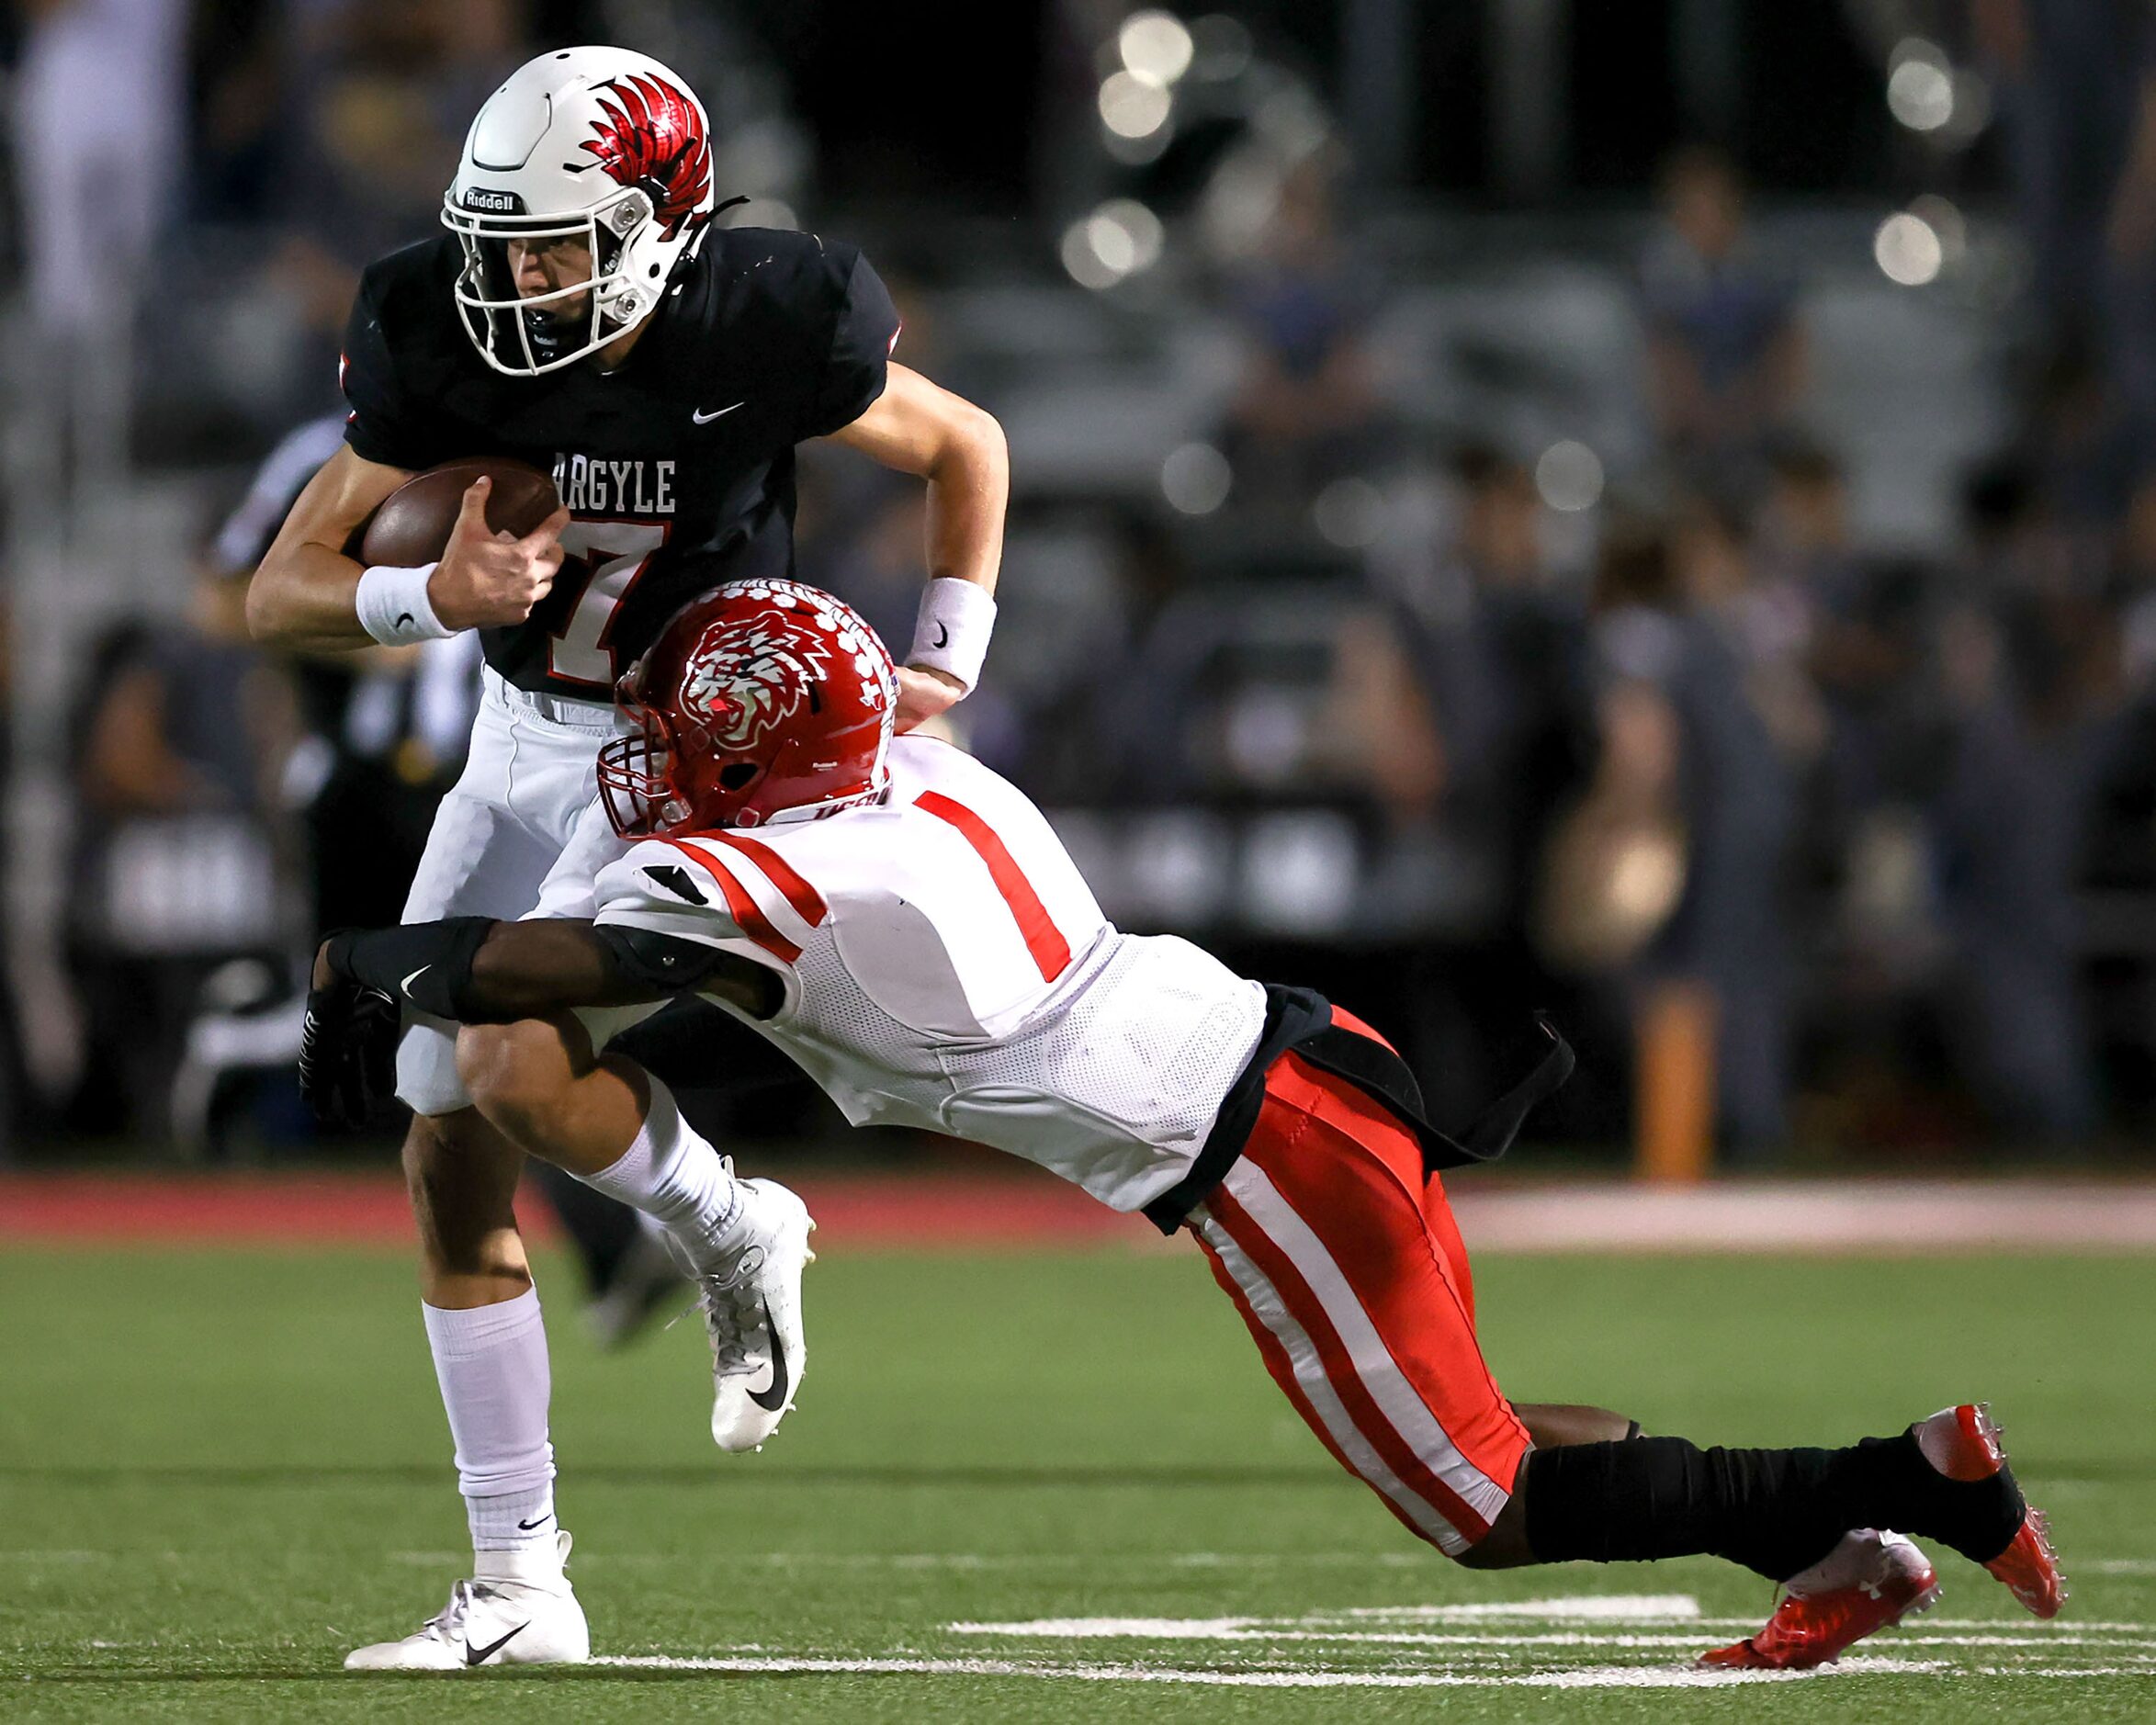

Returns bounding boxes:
[548,521,670,687]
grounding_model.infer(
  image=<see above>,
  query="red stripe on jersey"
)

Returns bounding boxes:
[691,830,829,925]
[655,839,800,964]
[914,791,1072,982]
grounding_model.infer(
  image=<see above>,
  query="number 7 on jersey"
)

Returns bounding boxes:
[548,521,671,687]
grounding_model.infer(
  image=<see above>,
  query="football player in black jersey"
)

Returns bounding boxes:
[217,413,694,1344]
[247,46,1010,1669]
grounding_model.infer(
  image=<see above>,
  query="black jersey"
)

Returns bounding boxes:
[340,228,900,700]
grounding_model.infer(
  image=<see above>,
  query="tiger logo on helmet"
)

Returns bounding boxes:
[678,614,835,751]
[600,581,897,837]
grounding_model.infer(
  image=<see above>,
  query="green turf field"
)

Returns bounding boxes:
[2,1242,2150,1720]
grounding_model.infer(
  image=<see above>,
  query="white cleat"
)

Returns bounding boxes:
[691,1177,815,1452]
[343,1531,589,1671]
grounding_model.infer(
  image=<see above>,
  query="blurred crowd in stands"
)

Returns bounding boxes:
[6,0,2156,1166]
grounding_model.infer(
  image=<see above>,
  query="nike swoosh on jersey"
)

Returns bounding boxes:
[692,401,745,424]
[401,966,431,998]
[747,1298,790,1413]
[466,1621,528,1665]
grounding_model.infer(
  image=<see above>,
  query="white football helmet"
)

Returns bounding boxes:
[443,46,719,376]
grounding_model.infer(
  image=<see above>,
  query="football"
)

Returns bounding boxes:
[357,457,560,568]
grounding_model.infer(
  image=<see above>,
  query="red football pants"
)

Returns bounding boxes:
[1189,1009,1530,1556]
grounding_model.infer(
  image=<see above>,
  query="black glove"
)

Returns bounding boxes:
[299,973,401,1128]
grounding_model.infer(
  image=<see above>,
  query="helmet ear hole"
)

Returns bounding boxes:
[718,762,760,791]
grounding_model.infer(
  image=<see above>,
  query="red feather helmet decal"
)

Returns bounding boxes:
[579,73,712,240]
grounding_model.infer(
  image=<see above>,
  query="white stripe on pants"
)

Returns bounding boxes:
[1195,1207,1473,1554]
[1196,1157,1512,1553]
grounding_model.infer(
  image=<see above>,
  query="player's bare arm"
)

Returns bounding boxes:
[308,912,777,1239]
[243,445,411,648]
[247,445,570,651]
[826,362,1010,731]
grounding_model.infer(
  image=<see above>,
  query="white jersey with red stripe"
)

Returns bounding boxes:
[591,736,1268,1212]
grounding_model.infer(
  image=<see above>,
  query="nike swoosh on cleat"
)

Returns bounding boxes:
[692,401,744,424]
[748,1297,790,1413]
[465,1621,528,1665]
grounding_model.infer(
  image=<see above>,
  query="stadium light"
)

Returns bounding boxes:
[1887,57,1955,133]
[1162,443,1232,513]
[1119,11,1195,88]
[1060,221,1120,290]
[1100,70,1173,140]
[1888,39,1958,133]
[1060,200,1166,290]
[1535,441,1604,513]
[1098,199,1165,272]
[1874,211,1943,287]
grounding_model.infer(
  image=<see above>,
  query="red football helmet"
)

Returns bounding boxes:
[598,580,898,837]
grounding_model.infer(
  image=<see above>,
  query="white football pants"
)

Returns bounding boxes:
[395,669,650,1116]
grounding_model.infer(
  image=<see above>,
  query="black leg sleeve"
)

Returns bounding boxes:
[1523,1429,2026,1584]
[1523,1437,1849,1582]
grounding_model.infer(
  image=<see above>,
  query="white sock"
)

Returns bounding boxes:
[422,1289,558,1558]
[574,1076,745,1268]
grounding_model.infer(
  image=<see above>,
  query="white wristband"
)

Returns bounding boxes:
[354,562,453,646]
[907,577,996,694]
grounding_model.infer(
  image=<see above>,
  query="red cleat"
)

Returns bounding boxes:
[1913,1403,2068,1618]
[1699,1530,1940,1671]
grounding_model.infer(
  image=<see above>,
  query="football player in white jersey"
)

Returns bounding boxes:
[309,582,2065,1673]
[251,48,1009,1663]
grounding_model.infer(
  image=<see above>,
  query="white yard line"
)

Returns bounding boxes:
[1333,1594,1701,1621]
[593,1653,1834,1686]
[593,1653,2154,1687]
[1902,1618,2150,1631]
[950,1609,2152,1640]
[950,1626,2156,1651]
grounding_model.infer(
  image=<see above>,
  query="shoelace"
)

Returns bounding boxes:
[420,1579,500,1641]
[694,1245,769,1377]
[657,1165,770,1378]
